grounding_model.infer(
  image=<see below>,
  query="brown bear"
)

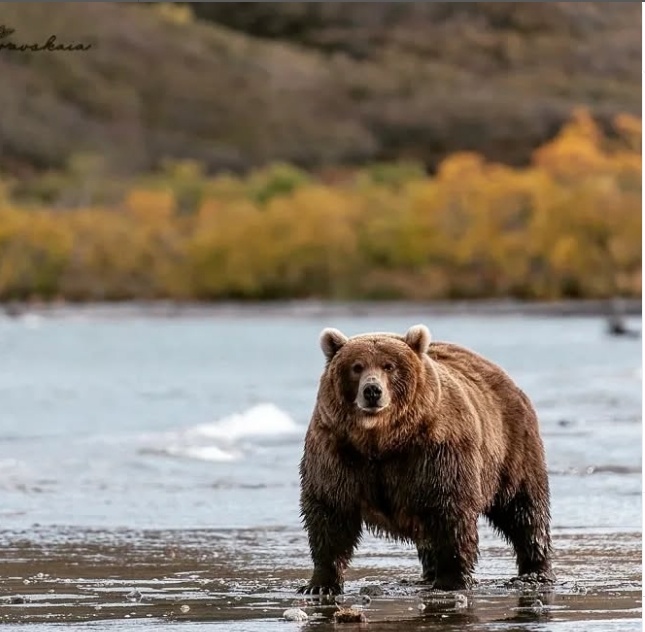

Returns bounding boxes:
[298,325,554,595]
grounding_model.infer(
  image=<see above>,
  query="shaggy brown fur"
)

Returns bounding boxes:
[298,325,553,595]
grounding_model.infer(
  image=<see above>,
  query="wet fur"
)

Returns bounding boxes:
[299,327,553,594]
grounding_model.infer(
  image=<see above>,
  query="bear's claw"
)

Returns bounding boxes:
[297,583,342,596]
[431,575,476,591]
[510,571,556,586]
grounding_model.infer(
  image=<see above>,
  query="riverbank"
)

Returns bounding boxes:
[0,298,641,321]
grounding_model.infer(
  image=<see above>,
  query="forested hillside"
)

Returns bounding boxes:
[0,4,640,303]
[0,111,640,302]
[0,2,640,175]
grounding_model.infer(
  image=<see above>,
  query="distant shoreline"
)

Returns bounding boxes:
[0,299,641,320]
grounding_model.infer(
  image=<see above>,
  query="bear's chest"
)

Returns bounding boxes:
[358,456,430,541]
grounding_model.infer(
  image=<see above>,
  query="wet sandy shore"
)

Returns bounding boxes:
[0,525,640,630]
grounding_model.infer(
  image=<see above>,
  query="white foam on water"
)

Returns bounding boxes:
[187,403,301,442]
[142,403,302,463]
[162,445,239,463]
[19,313,43,329]
[0,458,23,470]
[0,458,41,491]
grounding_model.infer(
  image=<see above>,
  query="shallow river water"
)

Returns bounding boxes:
[0,306,640,630]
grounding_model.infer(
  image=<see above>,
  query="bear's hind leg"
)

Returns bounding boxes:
[485,482,554,583]
[432,512,479,590]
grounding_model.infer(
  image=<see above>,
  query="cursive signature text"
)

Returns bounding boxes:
[0,24,93,52]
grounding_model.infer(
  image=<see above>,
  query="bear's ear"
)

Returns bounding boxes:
[404,324,431,356]
[320,328,348,361]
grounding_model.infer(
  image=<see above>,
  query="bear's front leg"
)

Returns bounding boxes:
[432,510,479,591]
[413,445,481,590]
[298,495,362,595]
[417,544,437,583]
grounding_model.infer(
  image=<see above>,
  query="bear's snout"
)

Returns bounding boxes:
[363,382,382,405]
[356,374,390,412]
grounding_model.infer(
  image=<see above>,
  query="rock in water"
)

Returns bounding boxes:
[530,599,544,615]
[283,608,308,622]
[126,589,142,603]
[359,585,383,597]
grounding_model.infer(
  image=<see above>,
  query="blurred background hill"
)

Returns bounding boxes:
[0,2,640,175]
[0,2,640,303]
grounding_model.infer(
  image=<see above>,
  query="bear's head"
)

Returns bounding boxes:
[318,325,432,430]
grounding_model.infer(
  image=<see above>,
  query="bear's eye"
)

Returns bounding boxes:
[383,362,395,372]
[351,363,363,374]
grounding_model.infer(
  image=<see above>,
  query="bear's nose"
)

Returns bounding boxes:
[363,383,382,404]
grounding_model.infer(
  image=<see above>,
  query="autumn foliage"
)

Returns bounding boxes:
[0,111,640,302]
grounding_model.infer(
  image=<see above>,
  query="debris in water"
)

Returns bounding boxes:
[333,606,367,623]
[606,313,640,339]
[180,605,190,613]
[283,608,308,622]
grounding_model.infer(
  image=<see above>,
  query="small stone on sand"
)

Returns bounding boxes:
[455,594,468,608]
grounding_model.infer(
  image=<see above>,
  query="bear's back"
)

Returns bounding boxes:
[426,341,541,491]
[427,341,519,398]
